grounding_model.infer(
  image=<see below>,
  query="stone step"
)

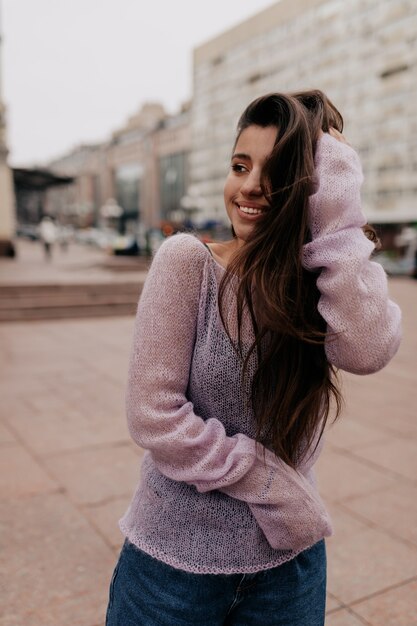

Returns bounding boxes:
[0,302,138,321]
[0,282,143,321]
[0,282,141,296]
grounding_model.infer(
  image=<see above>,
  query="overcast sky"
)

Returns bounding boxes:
[3,0,277,166]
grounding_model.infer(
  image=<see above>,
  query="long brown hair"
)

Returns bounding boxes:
[219,90,371,469]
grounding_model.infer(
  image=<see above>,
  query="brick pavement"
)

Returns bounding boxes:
[0,245,416,625]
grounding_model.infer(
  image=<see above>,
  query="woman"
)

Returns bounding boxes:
[106,91,401,625]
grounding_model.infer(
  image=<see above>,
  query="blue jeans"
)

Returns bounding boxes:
[106,539,327,626]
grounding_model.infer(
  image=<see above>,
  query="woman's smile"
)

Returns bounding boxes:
[236,202,268,219]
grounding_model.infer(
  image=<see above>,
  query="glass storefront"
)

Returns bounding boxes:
[115,163,143,234]
[159,152,187,221]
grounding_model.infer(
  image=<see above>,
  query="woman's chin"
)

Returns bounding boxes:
[233,225,255,244]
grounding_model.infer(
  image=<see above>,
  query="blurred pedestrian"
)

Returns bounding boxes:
[39,216,57,261]
[105,91,402,626]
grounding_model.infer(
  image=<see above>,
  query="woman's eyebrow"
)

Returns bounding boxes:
[231,152,251,161]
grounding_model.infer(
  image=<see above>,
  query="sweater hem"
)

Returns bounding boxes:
[119,520,324,575]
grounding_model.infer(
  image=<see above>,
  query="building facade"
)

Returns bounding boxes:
[190,0,417,227]
[0,18,16,256]
[47,144,102,227]
[155,108,190,223]
[47,103,191,237]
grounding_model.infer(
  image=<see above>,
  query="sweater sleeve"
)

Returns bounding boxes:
[302,133,402,374]
[126,233,331,552]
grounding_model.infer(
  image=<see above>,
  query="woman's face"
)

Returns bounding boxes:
[224,124,277,246]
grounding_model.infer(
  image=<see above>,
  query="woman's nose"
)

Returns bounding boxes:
[241,170,262,196]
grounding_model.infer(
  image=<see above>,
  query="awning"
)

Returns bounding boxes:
[12,168,74,191]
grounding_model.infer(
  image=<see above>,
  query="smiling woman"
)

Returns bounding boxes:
[105,90,402,626]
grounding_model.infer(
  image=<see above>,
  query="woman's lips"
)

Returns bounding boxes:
[236,204,267,220]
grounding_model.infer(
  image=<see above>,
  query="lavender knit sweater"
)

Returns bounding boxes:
[120,134,402,574]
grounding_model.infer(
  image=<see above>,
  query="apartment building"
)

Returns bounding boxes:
[190,0,416,227]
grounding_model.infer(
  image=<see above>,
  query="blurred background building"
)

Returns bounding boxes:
[43,102,191,252]
[190,0,417,239]
[9,0,417,261]
[0,4,15,257]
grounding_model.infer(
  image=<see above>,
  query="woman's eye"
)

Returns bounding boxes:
[231,163,247,173]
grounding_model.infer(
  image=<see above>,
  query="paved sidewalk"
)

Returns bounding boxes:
[0,238,149,286]
[0,246,416,625]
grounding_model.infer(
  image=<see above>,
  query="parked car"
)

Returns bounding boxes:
[112,235,139,256]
